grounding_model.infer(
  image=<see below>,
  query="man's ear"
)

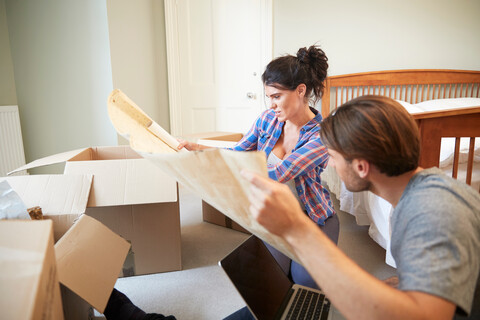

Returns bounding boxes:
[352,159,370,178]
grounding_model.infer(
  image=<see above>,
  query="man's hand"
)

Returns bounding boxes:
[241,169,309,238]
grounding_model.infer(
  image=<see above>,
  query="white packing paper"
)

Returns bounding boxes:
[0,180,29,220]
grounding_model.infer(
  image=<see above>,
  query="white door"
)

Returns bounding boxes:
[165,0,272,136]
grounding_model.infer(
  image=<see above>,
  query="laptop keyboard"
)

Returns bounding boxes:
[285,288,331,320]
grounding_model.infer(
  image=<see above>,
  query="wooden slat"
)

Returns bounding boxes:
[452,137,460,179]
[466,138,475,185]
[335,87,338,107]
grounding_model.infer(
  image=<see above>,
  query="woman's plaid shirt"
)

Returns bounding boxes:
[231,108,335,225]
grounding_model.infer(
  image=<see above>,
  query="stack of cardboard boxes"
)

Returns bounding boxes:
[1,145,181,319]
[1,132,247,318]
[0,214,130,320]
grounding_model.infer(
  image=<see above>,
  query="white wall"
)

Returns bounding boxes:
[273,0,480,75]
[4,0,479,171]
[0,0,16,105]
[5,0,117,172]
[106,0,170,144]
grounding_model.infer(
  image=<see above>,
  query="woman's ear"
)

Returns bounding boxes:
[296,84,307,97]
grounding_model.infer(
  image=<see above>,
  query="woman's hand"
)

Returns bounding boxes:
[176,138,211,151]
[177,138,198,151]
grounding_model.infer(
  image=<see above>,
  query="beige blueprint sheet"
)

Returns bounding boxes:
[107,89,298,261]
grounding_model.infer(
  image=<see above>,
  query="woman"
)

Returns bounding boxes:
[104,45,338,320]
[179,45,338,290]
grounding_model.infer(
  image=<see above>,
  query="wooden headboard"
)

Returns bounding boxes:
[320,69,480,188]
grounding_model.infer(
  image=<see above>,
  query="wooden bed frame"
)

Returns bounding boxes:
[320,69,480,188]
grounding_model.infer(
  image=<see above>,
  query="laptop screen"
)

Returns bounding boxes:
[220,236,293,320]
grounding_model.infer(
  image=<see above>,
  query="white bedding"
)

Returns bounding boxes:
[321,98,480,267]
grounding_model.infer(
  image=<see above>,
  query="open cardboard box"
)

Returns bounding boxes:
[193,133,250,235]
[7,145,182,276]
[0,214,130,320]
[1,174,93,241]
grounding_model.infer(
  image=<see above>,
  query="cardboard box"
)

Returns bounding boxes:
[184,131,243,143]
[0,188,131,320]
[0,219,64,320]
[8,145,182,276]
[202,200,250,234]
[1,174,93,241]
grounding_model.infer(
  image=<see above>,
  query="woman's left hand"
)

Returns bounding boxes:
[177,138,211,151]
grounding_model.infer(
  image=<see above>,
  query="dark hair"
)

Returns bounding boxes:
[261,45,328,105]
[319,95,420,176]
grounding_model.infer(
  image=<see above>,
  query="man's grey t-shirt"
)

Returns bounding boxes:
[391,168,480,318]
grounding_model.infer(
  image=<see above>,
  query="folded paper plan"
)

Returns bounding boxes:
[107,89,299,262]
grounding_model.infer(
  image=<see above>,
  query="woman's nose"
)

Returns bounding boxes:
[264,98,274,109]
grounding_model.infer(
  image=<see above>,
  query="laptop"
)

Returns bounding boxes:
[219,235,334,320]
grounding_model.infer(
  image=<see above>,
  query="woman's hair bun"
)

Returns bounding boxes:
[296,47,309,64]
[297,45,327,66]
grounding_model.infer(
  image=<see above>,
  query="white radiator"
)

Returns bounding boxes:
[0,105,26,176]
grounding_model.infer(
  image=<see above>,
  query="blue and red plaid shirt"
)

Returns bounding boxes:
[231,108,335,225]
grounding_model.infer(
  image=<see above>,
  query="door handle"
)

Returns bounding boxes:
[246,92,256,99]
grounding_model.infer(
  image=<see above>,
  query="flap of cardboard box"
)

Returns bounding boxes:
[8,146,178,207]
[64,146,178,207]
[55,214,130,313]
[0,174,92,215]
[7,148,89,175]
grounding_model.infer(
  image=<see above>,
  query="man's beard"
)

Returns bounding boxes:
[344,167,371,193]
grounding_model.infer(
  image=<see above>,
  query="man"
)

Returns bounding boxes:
[241,95,480,320]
